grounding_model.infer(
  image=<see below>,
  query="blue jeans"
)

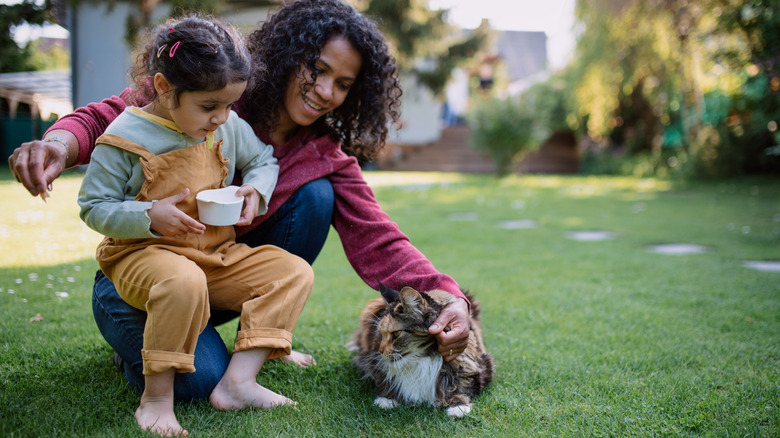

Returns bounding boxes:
[92,179,334,401]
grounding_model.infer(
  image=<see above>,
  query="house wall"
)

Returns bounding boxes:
[390,75,442,145]
[71,3,170,107]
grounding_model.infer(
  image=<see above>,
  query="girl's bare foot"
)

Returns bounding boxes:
[209,348,297,410]
[136,368,187,436]
[135,395,188,437]
[209,376,296,410]
[279,350,316,367]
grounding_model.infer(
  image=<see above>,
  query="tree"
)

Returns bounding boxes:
[550,0,780,177]
[360,0,489,97]
[0,0,56,73]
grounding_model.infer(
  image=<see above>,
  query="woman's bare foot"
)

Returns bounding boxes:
[209,376,296,410]
[278,350,316,367]
[136,395,188,437]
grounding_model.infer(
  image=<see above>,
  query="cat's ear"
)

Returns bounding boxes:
[399,286,426,310]
[379,282,400,303]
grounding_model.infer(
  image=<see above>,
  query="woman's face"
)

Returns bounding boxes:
[277,36,362,137]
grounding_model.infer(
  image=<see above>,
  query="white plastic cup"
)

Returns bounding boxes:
[195,186,244,226]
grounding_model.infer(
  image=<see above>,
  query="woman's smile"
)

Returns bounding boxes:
[303,96,325,112]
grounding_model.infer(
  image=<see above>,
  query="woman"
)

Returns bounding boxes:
[8,0,471,401]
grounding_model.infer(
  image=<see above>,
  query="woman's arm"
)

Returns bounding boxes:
[329,158,471,360]
[8,89,136,197]
[50,88,136,164]
[330,160,465,300]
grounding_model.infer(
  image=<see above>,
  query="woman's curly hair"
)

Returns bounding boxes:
[243,0,402,162]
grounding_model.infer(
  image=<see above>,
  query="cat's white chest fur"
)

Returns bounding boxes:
[384,355,443,406]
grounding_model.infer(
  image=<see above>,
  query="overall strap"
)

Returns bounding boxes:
[95,133,156,161]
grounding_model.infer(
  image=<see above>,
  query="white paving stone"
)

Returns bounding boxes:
[497,219,537,229]
[742,261,780,272]
[566,231,616,241]
[647,243,708,255]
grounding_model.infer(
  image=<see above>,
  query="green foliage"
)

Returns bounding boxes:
[467,95,540,175]
[467,77,574,175]
[524,74,578,135]
[26,37,69,70]
[361,0,488,97]
[413,23,490,97]
[533,0,780,178]
[0,0,54,73]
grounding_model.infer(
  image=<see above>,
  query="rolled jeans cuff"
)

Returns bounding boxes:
[142,349,196,375]
[234,328,292,359]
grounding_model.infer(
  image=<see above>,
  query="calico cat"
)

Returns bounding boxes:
[349,284,493,417]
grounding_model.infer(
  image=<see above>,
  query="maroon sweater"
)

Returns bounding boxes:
[53,88,465,301]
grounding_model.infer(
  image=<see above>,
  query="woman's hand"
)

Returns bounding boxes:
[148,189,206,236]
[235,185,260,226]
[8,138,68,198]
[428,297,471,362]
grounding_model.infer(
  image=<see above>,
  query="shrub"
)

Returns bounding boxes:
[467,95,542,175]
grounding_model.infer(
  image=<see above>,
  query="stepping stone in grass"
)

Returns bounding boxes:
[566,231,616,241]
[647,243,708,255]
[497,220,537,229]
[742,261,780,272]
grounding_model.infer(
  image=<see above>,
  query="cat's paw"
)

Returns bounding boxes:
[446,405,471,417]
[374,396,398,410]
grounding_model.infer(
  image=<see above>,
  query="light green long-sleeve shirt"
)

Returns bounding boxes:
[78,107,278,239]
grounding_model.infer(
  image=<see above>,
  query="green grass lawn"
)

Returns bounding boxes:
[1,169,779,437]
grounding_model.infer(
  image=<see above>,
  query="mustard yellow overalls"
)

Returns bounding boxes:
[94,134,313,376]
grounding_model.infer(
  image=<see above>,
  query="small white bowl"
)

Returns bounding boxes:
[196,186,244,226]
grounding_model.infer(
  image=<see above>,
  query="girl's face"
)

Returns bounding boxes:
[154,74,247,140]
[276,36,362,140]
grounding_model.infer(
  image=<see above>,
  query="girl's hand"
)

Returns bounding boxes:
[235,185,260,226]
[148,189,206,236]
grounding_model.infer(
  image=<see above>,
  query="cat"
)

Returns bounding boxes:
[349,284,493,417]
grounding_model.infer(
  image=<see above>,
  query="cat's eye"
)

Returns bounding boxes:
[390,331,401,340]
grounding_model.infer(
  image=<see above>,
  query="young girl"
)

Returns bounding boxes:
[77,15,313,436]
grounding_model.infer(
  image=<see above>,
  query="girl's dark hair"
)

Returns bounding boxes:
[130,14,253,106]
[243,0,402,162]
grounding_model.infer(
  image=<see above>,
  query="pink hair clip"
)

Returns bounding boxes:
[156,44,167,58]
[169,41,181,57]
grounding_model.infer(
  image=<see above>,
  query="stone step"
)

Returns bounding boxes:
[376,126,494,173]
[375,127,579,174]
